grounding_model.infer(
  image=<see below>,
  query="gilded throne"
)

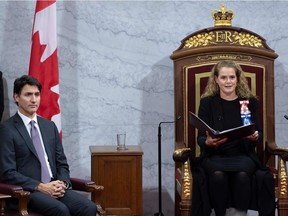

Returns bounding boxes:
[171,5,288,216]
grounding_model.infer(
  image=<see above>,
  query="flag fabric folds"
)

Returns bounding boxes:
[28,0,61,135]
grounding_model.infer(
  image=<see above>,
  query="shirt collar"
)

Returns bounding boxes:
[17,110,38,126]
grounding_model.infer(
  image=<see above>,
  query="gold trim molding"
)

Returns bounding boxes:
[184,31,264,49]
[231,32,263,47]
[182,161,192,199]
[184,32,216,48]
[279,158,288,196]
[196,54,252,62]
[174,148,191,155]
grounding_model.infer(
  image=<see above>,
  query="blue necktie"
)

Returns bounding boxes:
[30,120,51,183]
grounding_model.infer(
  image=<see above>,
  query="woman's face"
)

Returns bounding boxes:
[215,66,238,98]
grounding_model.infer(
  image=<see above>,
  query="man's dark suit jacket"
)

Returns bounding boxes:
[0,113,71,191]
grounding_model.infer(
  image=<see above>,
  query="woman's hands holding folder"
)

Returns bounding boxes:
[246,130,259,142]
[205,131,228,147]
[204,130,259,146]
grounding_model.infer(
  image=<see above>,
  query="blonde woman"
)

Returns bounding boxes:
[193,60,275,216]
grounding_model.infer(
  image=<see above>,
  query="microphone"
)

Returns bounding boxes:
[284,115,288,120]
[155,115,181,216]
[159,115,181,127]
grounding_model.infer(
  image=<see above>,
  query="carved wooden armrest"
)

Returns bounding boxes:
[266,141,288,161]
[0,183,30,216]
[70,178,104,192]
[70,178,106,216]
[0,183,23,196]
[266,141,288,201]
[173,148,191,163]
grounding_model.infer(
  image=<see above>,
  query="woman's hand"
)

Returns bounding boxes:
[246,130,259,142]
[205,131,228,147]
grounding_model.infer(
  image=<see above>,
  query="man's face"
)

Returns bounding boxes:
[14,84,40,118]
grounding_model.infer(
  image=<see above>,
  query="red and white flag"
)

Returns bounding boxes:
[29,0,61,135]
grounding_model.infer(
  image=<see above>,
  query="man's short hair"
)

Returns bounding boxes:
[13,75,42,95]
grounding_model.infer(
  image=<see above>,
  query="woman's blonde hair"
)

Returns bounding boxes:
[201,60,255,98]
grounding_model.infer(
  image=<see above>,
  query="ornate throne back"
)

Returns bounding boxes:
[171,5,288,216]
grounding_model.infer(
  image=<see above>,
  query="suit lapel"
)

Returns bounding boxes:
[13,113,38,158]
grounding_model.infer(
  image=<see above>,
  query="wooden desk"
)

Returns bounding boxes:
[90,145,143,216]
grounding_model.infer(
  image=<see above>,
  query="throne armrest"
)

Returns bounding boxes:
[70,178,106,216]
[173,148,191,163]
[266,141,288,161]
[173,148,193,215]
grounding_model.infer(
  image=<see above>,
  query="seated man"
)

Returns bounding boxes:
[0,75,97,216]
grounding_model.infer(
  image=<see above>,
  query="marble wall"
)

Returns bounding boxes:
[0,1,287,215]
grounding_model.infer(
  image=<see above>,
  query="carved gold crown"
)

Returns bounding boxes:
[212,4,234,27]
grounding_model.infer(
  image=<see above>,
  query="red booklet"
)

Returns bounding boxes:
[189,111,255,141]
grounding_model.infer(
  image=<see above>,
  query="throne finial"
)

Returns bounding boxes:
[212,4,234,27]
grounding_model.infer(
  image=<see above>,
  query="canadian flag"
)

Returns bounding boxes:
[29,0,61,135]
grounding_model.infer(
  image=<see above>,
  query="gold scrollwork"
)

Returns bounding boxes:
[280,159,288,196]
[182,161,192,198]
[174,147,191,155]
[183,30,263,49]
[184,32,216,48]
[231,32,263,47]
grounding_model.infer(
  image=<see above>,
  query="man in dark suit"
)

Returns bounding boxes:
[0,75,97,216]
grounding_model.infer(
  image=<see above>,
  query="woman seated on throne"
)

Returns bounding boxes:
[192,60,275,216]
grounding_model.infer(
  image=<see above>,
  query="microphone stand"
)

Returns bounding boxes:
[154,116,181,216]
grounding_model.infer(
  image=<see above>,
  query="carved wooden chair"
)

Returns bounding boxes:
[0,178,106,216]
[170,5,288,216]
